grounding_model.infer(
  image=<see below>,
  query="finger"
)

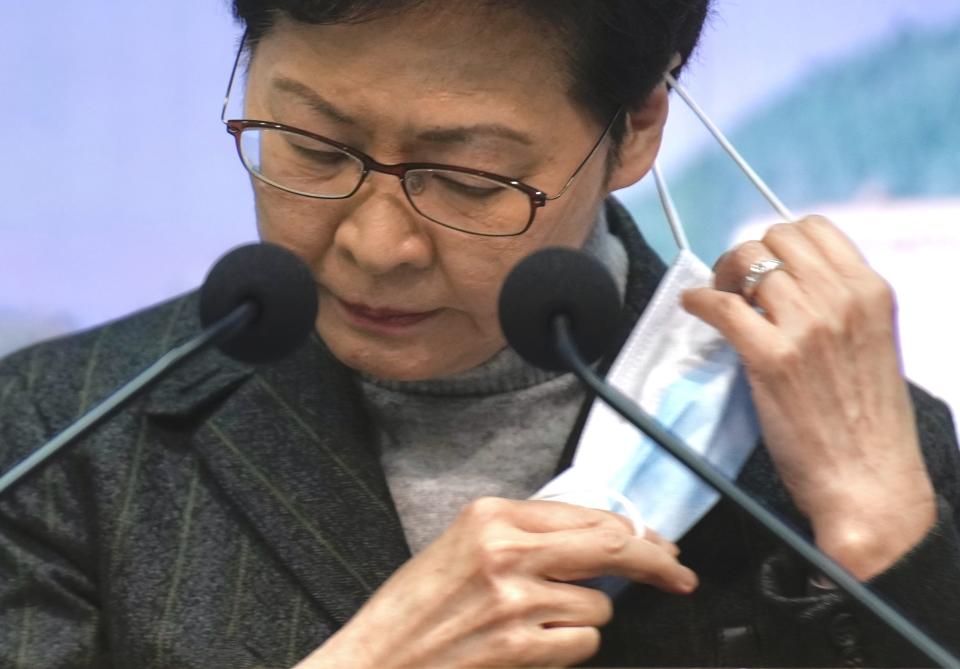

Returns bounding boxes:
[641,528,680,557]
[682,287,784,366]
[508,499,636,535]
[712,239,771,294]
[530,528,698,595]
[712,238,800,300]
[709,240,812,328]
[459,498,636,541]
[536,626,602,667]
[743,269,810,331]
[762,222,835,282]
[796,215,869,276]
[536,580,613,628]
[760,222,850,310]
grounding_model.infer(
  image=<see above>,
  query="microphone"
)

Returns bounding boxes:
[199,242,318,364]
[498,247,960,669]
[498,247,620,371]
[0,243,318,498]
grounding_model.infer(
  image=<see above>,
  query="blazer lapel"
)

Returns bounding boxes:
[146,334,410,626]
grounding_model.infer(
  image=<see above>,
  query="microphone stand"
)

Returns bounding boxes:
[0,302,257,498]
[552,315,960,669]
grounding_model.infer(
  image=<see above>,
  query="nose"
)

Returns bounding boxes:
[332,172,435,276]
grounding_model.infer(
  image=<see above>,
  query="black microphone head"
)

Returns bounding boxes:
[199,243,318,364]
[498,247,620,371]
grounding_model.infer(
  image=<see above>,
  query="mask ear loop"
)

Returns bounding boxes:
[662,71,796,224]
[653,161,691,251]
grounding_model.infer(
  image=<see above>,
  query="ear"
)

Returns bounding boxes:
[605,81,670,192]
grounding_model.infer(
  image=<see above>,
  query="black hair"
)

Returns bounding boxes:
[231,0,711,147]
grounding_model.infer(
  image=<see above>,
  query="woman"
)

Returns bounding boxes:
[1,1,958,667]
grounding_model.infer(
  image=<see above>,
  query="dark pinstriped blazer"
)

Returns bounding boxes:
[2,200,960,668]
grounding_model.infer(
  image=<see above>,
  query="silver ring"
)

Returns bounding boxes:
[741,258,785,303]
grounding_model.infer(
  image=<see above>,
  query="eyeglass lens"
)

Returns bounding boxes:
[238,127,533,235]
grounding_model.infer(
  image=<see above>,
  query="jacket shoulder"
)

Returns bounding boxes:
[0,292,200,440]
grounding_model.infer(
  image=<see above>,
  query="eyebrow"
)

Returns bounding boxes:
[272,77,356,125]
[417,124,534,146]
[270,76,535,146]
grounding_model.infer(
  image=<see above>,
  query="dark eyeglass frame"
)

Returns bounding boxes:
[220,33,622,237]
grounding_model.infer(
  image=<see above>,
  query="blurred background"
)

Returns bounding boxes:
[2,1,958,432]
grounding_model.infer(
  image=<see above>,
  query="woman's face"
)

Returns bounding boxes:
[243,7,665,380]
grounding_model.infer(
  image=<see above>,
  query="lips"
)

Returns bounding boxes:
[334,297,440,331]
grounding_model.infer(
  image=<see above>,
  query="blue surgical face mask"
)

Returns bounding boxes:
[533,247,760,542]
[533,67,796,548]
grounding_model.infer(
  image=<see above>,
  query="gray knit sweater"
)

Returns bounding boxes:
[361,213,629,553]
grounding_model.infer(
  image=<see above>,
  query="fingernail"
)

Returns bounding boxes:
[680,568,699,593]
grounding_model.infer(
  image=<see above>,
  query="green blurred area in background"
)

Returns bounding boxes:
[626,19,960,264]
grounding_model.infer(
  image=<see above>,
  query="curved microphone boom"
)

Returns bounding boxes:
[497,247,960,669]
[0,243,318,498]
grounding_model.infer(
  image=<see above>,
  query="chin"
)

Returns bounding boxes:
[321,333,493,381]
[340,348,455,381]
[318,331,439,382]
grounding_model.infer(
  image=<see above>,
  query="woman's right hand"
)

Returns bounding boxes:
[296,497,698,668]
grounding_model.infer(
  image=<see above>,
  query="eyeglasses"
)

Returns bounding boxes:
[221,37,620,237]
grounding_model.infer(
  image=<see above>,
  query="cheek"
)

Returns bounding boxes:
[437,195,603,329]
[253,185,341,263]
[436,237,528,331]
[540,190,606,248]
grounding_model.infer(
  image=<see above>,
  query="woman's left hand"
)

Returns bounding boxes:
[682,215,935,580]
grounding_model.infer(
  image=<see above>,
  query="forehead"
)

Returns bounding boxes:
[244,7,588,134]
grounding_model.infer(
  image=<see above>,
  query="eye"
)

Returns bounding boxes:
[433,172,504,198]
[288,142,351,166]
